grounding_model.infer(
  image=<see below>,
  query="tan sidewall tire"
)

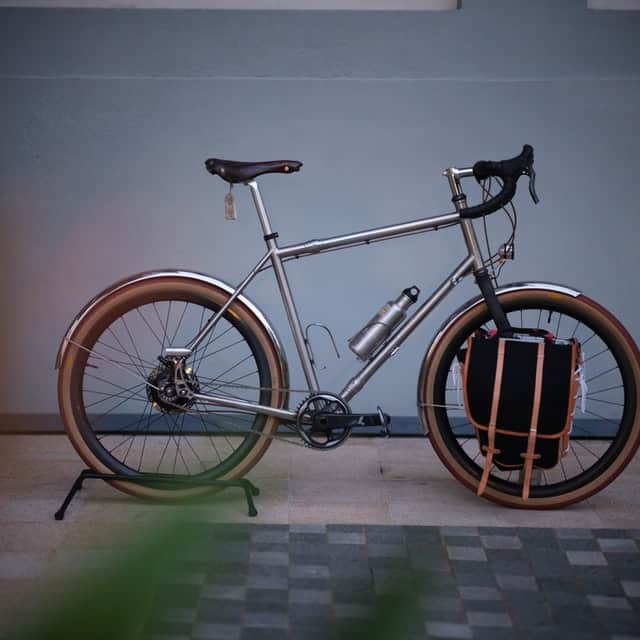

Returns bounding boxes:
[421,289,640,509]
[58,277,286,500]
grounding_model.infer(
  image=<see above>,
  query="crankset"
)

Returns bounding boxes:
[295,393,391,449]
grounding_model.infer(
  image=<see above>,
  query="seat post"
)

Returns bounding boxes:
[247,180,278,248]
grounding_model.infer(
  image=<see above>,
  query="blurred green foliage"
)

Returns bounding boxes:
[11,511,429,640]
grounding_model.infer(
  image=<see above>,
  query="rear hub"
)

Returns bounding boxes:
[146,361,200,413]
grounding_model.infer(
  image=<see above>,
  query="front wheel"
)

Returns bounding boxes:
[57,276,286,499]
[420,288,640,509]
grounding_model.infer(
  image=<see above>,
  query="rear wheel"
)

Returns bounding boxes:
[420,288,640,508]
[57,276,286,499]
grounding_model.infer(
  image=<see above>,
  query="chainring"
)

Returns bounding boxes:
[295,392,352,449]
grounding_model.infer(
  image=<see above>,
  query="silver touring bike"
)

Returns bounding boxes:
[55,145,640,509]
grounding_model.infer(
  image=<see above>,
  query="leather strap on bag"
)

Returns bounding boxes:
[477,339,505,496]
[520,341,545,500]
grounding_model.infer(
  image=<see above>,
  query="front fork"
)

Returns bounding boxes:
[444,167,512,335]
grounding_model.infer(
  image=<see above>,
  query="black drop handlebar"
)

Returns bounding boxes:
[459,144,539,219]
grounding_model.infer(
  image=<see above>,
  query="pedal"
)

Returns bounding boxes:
[378,406,391,437]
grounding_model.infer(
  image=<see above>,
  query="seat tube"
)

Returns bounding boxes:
[247,181,320,392]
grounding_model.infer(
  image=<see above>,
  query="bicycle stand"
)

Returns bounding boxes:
[54,469,261,521]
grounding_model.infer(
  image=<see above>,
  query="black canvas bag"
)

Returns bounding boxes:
[460,330,580,499]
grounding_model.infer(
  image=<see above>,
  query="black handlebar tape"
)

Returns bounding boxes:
[460,144,534,219]
[459,177,517,219]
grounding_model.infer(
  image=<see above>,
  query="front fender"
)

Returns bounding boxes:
[424,281,582,369]
[55,270,290,397]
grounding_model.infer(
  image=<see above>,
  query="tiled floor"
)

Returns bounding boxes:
[61,524,640,640]
[1,434,640,638]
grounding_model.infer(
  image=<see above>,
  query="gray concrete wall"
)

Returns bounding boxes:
[1,0,639,422]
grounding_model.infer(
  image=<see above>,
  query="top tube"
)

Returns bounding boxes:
[276,211,460,260]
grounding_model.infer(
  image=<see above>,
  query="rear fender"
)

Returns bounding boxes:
[55,269,290,404]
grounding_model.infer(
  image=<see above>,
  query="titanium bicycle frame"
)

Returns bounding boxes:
[174,166,485,423]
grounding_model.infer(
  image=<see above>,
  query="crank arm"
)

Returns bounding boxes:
[312,412,391,432]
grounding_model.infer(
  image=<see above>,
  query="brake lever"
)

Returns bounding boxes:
[526,166,540,204]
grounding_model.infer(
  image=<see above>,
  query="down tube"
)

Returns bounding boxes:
[340,255,475,402]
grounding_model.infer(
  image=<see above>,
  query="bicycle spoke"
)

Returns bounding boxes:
[586,397,624,407]
[84,384,148,409]
[169,302,189,346]
[586,366,619,385]
[102,330,153,376]
[588,385,623,396]
[570,319,580,338]
[84,372,149,401]
[583,408,621,427]
[192,406,225,465]
[193,337,248,366]
[570,442,586,473]
[541,469,549,486]
[87,351,152,376]
[136,306,164,348]
[98,409,165,442]
[80,346,155,390]
[87,386,151,428]
[191,324,236,374]
[192,402,249,465]
[203,413,243,457]
[151,302,170,352]
[570,437,608,460]
[104,411,164,455]
[198,370,260,397]
[451,421,472,432]
[585,347,609,363]
[121,315,150,376]
[205,354,255,388]
[559,456,568,482]
[161,411,193,475]
[137,404,154,471]
[163,301,172,349]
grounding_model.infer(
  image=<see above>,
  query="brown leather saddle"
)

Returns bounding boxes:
[205,158,302,184]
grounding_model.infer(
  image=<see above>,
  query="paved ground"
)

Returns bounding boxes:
[139,523,640,640]
[1,435,639,639]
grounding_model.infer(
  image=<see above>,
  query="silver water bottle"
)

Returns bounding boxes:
[348,286,420,360]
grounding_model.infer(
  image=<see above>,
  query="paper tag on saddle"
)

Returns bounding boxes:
[224,189,237,220]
